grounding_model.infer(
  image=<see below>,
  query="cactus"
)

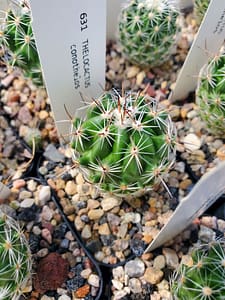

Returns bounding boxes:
[194,0,210,26]
[0,211,32,300]
[171,238,225,300]
[70,89,176,196]
[118,0,180,68]
[196,50,225,137]
[0,1,43,85]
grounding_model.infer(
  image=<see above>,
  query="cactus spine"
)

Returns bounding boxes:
[194,0,210,26]
[0,1,42,85]
[196,50,225,137]
[70,89,176,196]
[171,239,225,300]
[0,212,32,300]
[118,0,180,68]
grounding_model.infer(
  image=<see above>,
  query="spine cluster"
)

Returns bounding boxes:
[71,89,176,196]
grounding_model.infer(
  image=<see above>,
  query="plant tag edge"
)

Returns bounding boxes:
[145,161,225,252]
[169,0,225,102]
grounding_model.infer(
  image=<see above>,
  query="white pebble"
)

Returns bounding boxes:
[183,133,201,151]
[38,185,51,205]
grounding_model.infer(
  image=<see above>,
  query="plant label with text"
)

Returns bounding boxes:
[29,0,106,141]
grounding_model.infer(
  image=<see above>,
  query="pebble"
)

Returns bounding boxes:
[87,274,100,288]
[20,198,35,208]
[41,228,52,244]
[44,144,65,162]
[183,133,202,151]
[144,267,164,284]
[112,266,125,280]
[128,278,142,294]
[153,255,166,270]
[81,224,92,239]
[41,205,53,221]
[65,181,77,195]
[162,248,179,269]
[126,66,140,78]
[121,212,141,224]
[38,185,51,205]
[101,197,121,211]
[112,279,123,290]
[27,179,38,191]
[88,209,104,220]
[80,268,92,279]
[12,179,26,189]
[113,290,129,300]
[98,223,111,235]
[198,225,216,243]
[217,219,225,232]
[124,258,145,277]
[58,295,71,300]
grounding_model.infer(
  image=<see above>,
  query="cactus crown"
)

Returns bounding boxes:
[194,0,210,26]
[171,239,225,299]
[0,1,42,85]
[0,212,32,300]
[70,89,176,196]
[118,0,180,67]
[196,50,225,137]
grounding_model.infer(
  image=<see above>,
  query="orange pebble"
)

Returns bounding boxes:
[74,284,90,298]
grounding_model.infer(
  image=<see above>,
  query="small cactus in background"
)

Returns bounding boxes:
[171,238,225,299]
[196,50,225,137]
[70,89,176,196]
[0,212,32,300]
[0,1,43,85]
[118,0,180,68]
[194,0,210,26]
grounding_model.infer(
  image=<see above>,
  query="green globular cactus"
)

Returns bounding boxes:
[0,2,43,85]
[196,51,225,137]
[194,0,210,26]
[171,239,225,300]
[70,89,176,196]
[118,0,180,68]
[0,212,32,300]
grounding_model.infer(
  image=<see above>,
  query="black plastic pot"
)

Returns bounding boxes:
[34,147,225,300]
[5,176,104,300]
[0,114,35,182]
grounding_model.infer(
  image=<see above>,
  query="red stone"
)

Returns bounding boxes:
[33,252,69,293]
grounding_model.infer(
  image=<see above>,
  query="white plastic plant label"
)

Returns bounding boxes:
[145,161,225,252]
[106,0,124,41]
[0,0,9,17]
[178,0,193,9]
[29,0,106,141]
[169,0,225,102]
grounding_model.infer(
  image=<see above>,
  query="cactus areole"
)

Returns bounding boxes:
[71,89,176,196]
[0,213,32,300]
[118,0,180,67]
